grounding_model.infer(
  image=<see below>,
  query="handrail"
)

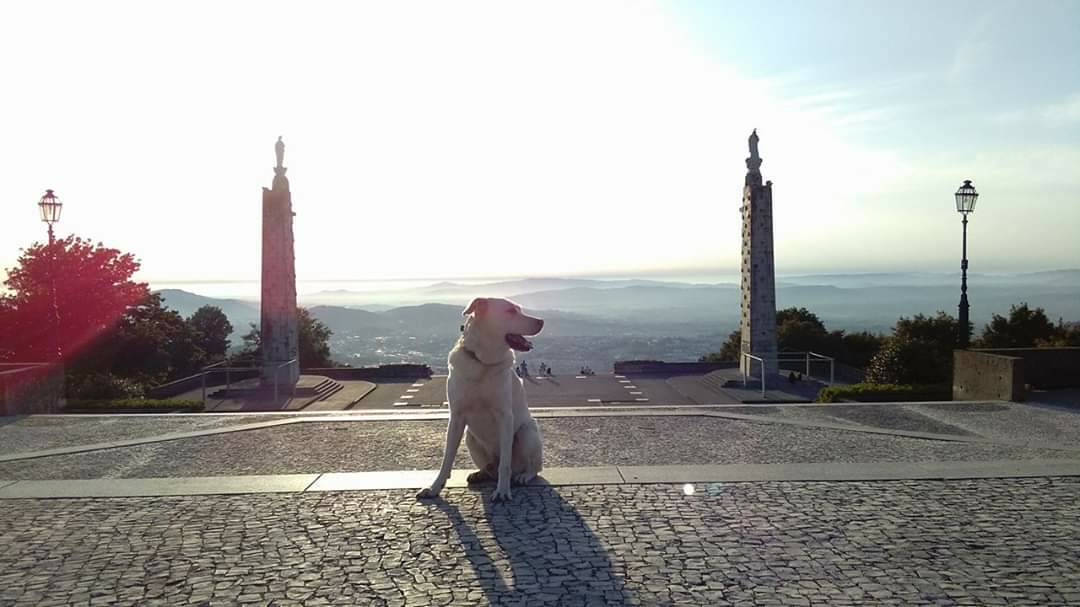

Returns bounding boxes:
[774,351,836,385]
[807,352,835,385]
[270,358,298,403]
[199,357,296,406]
[740,352,766,398]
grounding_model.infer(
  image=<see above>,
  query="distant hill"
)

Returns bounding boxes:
[780,269,1080,288]
[154,289,259,336]
[306,305,394,337]
[159,270,1080,344]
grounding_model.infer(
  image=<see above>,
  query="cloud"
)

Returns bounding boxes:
[992,93,1080,127]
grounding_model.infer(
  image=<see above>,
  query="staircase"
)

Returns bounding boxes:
[208,375,344,410]
[300,377,344,405]
[703,369,742,392]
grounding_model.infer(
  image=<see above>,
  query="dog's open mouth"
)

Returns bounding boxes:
[505,333,533,352]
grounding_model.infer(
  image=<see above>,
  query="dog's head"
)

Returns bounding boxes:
[462,297,544,352]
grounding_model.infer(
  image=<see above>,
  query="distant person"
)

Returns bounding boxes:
[539,362,547,376]
[547,366,553,376]
[520,361,529,377]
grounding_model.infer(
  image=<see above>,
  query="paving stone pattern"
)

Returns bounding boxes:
[1,478,1078,606]
[910,402,1080,447]
[0,417,1074,481]
[0,415,280,456]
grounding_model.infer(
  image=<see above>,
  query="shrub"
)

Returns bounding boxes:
[865,337,950,385]
[65,372,146,399]
[63,398,205,412]
[816,383,951,403]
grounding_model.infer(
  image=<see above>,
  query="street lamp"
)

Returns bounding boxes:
[954,180,978,348]
[38,189,63,245]
[37,189,63,361]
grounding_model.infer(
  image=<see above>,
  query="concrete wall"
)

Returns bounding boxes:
[952,350,1025,402]
[303,364,433,381]
[0,363,64,415]
[613,360,736,375]
[974,347,1080,389]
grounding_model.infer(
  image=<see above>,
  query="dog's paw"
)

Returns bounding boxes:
[490,486,512,502]
[416,487,440,500]
[467,470,492,485]
[511,472,536,486]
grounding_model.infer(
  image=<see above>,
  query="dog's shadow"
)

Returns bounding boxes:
[428,484,629,603]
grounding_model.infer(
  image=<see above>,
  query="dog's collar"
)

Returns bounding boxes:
[461,346,506,367]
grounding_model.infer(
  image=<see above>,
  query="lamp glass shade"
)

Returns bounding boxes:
[38,189,63,223]
[955,180,978,214]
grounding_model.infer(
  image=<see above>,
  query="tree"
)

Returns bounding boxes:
[237,308,335,368]
[895,312,961,347]
[700,330,741,362]
[776,307,826,332]
[0,236,148,362]
[978,303,1057,348]
[864,311,959,385]
[699,308,884,368]
[1045,321,1080,347]
[73,293,206,386]
[187,305,233,361]
[298,307,334,367]
[237,323,261,361]
[839,331,886,369]
[865,336,950,385]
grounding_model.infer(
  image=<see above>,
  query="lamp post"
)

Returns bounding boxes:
[954,180,978,348]
[37,189,63,361]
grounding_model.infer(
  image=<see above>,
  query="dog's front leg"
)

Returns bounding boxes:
[417,413,465,499]
[490,412,515,502]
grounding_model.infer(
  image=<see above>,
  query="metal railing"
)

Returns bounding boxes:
[776,351,835,385]
[740,352,767,398]
[740,351,836,400]
[199,357,298,405]
[268,358,298,403]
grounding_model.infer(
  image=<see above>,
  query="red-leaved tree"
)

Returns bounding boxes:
[0,236,148,363]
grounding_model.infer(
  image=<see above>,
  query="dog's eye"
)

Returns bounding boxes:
[507,308,517,315]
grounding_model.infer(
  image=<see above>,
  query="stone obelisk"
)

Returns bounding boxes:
[260,136,300,388]
[739,129,778,379]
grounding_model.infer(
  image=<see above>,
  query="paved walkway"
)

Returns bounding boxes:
[2,479,1078,606]
[3,402,1080,605]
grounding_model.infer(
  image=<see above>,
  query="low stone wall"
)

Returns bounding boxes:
[0,363,64,415]
[953,350,1025,402]
[303,364,433,381]
[613,360,737,375]
[974,347,1080,389]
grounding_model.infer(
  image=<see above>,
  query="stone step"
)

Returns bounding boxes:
[316,381,344,401]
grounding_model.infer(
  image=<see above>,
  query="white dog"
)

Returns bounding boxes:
[418,297,545,502]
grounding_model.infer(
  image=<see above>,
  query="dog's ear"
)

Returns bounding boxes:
[463,297,487,317]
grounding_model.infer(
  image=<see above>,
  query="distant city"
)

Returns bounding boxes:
[155,270,1080,374]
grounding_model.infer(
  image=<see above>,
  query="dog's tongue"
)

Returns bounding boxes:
[505,333,533,352]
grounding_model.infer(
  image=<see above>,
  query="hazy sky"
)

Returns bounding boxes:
[2,0,1078,284]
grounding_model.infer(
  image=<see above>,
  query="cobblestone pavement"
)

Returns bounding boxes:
[908,402,1080,446]
[1,416,1074,480]
[1,478,1078,606]
[0,415,281,456]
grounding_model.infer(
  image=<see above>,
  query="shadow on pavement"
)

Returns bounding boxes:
[430,486,629,605]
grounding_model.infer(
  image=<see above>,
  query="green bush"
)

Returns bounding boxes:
[65,372,146,399]
[64,399,204,412]
[865,337,951,385]
[816,383,951,403]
